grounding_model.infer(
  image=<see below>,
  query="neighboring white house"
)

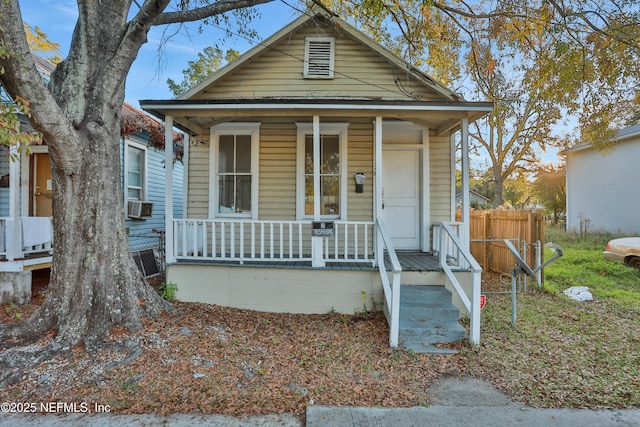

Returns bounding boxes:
[456,190,491,208]
[563,123,640,234]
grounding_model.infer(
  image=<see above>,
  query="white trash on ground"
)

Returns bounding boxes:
[563,286,593,302]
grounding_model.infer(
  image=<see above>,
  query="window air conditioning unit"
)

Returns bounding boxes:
[128,200,153,219]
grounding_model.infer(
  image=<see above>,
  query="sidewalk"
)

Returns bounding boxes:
[307,406,640,427]
[306,376,640,427]
[0,413,302,426]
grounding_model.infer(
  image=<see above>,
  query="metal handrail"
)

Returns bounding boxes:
[375,216,401,348]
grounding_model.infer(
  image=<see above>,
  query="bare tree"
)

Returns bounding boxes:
[327,0,640,202]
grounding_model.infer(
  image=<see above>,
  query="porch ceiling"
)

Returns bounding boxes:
[140,98,492,137]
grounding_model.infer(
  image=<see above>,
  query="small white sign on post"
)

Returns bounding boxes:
[311,221,334,237]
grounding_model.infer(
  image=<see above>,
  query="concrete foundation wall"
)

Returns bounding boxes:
[167,264,385,314]
[0,271,32,304]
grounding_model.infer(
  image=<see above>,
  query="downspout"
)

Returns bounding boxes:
[121,137,127,218]
[7,143,22,261]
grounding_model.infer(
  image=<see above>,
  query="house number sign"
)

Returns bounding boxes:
[312,221,334,237]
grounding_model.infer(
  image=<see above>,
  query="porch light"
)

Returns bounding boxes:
[354,172,365,193]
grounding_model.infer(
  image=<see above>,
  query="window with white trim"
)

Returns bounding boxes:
[296,123,348,219]
[210,123,260,218]
[125,141,146,201]
[304,37,335,79]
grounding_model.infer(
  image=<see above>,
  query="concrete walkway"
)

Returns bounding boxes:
[2,376,639,426]
[307,376,640,427]
[307,405,640,427]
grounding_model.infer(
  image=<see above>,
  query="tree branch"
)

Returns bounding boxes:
[0,0,81,174]
[430,0,529,21]
[151,0,275,26]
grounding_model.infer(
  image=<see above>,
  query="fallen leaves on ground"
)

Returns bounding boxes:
[463,273,640,409]
[1,301,461,417]
[1,271,638,416]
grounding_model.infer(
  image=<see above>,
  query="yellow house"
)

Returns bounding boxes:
[141,10,491,350]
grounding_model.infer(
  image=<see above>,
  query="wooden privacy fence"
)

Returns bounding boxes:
[457,209,545,274]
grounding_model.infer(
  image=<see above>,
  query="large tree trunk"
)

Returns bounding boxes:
[48,123,172,351]
[493,171,504,208]
[0,119,173,387]
[1,120,172,354]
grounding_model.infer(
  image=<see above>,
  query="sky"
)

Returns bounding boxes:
[19,0,303,107]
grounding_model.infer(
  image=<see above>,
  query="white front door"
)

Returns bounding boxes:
[382,149,420,249]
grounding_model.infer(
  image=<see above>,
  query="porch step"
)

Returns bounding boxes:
[398,285,466,354]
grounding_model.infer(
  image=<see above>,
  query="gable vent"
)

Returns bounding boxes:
[304,37,334,79]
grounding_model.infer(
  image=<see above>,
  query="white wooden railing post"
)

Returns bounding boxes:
[390,270,400,347]
[5,218,19,261]
[8,143,23,261]
[470,268,481,345]
[311,236,325,267]
[0,218,6,256]
[376,217,401,348]
[164,115,175,264]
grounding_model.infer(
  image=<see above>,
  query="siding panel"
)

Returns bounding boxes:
[346,119,374,222]
[429,135,452,223]
[259,120,297,220]
[124,135,184,251]
[194,23,443,102]
[186,142,210,218]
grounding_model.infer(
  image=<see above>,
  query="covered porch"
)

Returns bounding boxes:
[170,218,447,272]
[164,216,480,348]
[143,101,488,347]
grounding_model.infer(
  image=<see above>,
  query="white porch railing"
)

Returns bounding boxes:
[22,217,54,256]
[375,216,401,348]
[433,222,482,345]
[324,221,375,265]
[173,219,375,264]
[0,217,54,261]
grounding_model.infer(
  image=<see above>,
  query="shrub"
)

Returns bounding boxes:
[157,282,178,301]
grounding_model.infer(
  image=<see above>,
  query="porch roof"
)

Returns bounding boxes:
[140,97,493,137]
